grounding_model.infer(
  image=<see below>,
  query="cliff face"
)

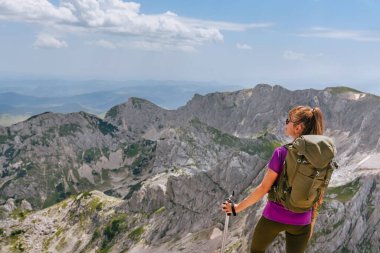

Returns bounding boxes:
[0,111,136,208]
[1,84,379,253]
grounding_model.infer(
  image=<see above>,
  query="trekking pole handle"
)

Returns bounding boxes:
[224,191,236,216]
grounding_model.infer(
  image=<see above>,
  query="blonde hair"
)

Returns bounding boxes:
[288,106,325,135]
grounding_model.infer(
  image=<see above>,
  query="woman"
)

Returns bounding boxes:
[222,105,327,253]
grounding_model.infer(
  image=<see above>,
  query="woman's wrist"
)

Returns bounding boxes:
[231,203,237,216]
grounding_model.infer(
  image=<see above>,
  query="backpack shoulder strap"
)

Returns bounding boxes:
[284,143,292,150]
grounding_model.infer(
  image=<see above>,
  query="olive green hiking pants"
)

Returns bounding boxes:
[250,216,311,253]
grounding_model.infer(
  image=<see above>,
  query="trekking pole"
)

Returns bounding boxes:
[221,191,236,253]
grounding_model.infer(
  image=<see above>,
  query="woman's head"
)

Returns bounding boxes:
[285,105,325,139]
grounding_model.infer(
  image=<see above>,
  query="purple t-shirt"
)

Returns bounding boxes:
[262,146,312,226]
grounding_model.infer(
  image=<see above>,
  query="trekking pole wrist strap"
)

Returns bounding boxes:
[231,202,237,216]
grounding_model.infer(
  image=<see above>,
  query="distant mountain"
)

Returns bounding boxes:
[0,84,379,253]
[0,91,126,114]
[0,80,242,126]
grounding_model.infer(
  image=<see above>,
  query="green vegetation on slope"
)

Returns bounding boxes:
[326,179,361,203]
[327,86,363,94]
[190,118,281,160]
[59,123,82,137]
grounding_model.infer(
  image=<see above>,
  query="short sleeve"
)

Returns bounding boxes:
[267,146,287,174]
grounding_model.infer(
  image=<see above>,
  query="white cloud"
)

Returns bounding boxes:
[91,40,117,49]
[128,40,197,52]
[283,50,305,60]
[236,43,252,50]
[0,0,271,51]
[0,0,77,23]
[298,27,380,42]
[33,34,68,49]
[90,39,197,52]
[183,18,274,32]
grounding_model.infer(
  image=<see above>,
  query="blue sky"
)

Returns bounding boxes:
[1,0,380,95]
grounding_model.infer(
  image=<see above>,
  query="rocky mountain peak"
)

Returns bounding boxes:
[1,84,379,252]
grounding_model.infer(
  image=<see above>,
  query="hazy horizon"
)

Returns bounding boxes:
[1,0,380,97]
[0,76,379,97]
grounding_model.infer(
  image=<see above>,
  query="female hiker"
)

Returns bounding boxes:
[222,105,336,253]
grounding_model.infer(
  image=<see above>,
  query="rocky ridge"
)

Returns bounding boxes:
[0,84,379,252]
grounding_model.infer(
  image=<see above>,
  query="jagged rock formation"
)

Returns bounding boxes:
[0,111,136,208]
[1,84,380,253]
[106,85,380,157]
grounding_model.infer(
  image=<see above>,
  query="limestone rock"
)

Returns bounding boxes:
[1,84,380,252]
[1,198,16,212]
[20,199,33,211]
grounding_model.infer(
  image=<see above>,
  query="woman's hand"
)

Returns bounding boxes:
[221,201,233,214]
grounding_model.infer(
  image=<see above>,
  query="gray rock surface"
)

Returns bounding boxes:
[20,199,33,211]
[1,198,16,212]
[1,84,379,252]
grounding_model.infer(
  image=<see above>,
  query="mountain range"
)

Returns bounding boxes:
[0,84,379,253]
[0,80,242,126]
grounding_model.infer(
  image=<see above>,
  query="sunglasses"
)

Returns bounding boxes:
[286,118,299,125]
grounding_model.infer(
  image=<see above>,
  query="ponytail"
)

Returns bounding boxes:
[310,107,324,135]
[288,106,325,135]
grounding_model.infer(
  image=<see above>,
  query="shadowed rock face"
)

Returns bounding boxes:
[0,84,379,252]
[0,111,134,208]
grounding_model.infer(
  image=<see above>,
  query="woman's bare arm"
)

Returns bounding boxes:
[222,169,278,214]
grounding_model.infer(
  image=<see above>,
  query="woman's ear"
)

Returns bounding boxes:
[295,124,304,135]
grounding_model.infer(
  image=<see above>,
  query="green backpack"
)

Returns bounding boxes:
[268,135,338,213]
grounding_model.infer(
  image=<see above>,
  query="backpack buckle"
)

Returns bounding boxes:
[331,161,339,169]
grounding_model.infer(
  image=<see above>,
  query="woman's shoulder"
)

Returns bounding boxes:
[273,145,287,154]
[268,145,287,173]
[269,145,288,163]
